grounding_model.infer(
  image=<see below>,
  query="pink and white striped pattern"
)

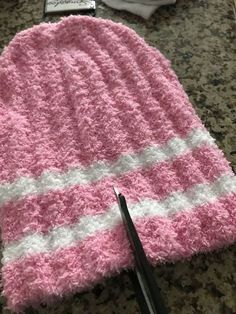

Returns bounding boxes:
[0,16,235,312]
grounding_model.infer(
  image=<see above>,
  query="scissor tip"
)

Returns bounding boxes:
[113,186,120,197]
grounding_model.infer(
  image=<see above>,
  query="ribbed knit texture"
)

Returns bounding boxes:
[0,16,235,312]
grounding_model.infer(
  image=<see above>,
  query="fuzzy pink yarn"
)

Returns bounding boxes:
[0,16,235,312]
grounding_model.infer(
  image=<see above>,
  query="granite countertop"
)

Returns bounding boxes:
[0,0,236,313]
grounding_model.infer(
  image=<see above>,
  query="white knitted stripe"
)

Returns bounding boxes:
[0,128,214,206]
[2,173,236,264]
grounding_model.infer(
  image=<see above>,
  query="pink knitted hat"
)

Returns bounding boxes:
[0,16,236,312]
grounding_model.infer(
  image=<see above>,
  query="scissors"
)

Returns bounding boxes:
[113,187,169,314]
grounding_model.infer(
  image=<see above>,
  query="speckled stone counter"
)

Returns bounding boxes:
[0,1,236,313]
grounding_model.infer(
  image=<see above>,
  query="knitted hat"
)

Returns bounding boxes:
[0,16,235,312]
